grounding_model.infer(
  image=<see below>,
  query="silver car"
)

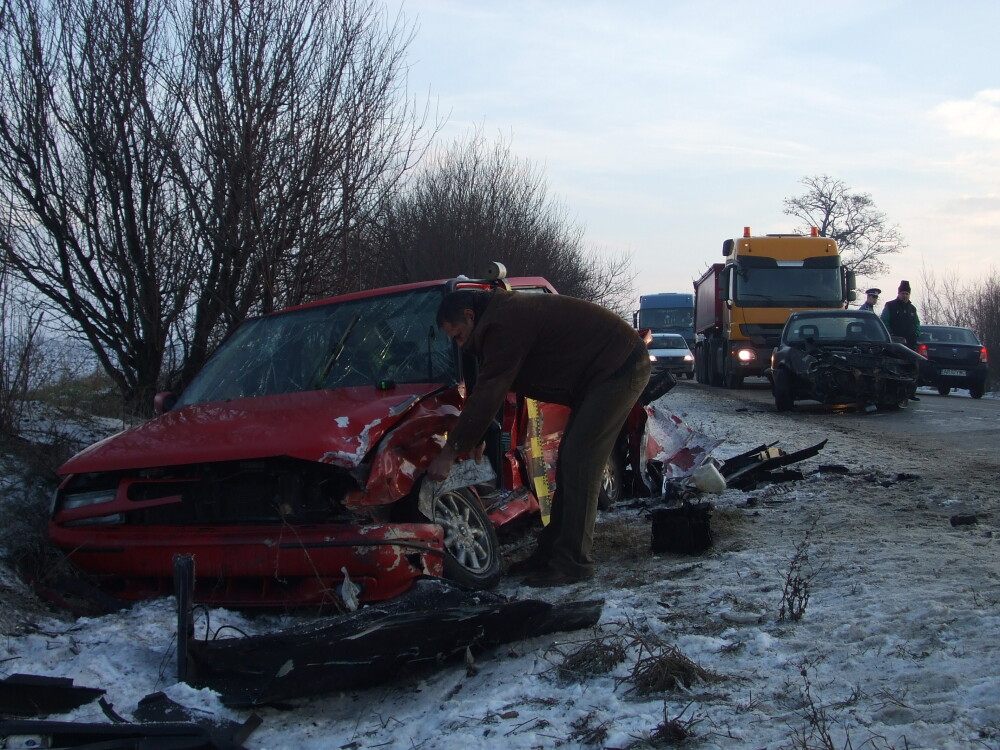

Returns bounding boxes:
[647,333,695,379]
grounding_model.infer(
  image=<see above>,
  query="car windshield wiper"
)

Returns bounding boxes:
[313,313,361,388]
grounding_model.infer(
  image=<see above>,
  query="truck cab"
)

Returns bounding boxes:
[694,227,856,388]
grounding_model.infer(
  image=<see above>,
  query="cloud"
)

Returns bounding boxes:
[931,89,1000,141]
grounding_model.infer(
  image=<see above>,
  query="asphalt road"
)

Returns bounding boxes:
[679,376,1000,468]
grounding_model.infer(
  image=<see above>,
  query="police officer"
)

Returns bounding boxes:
[858,288,880,312]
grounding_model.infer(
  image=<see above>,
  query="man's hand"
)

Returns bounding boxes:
[427,440,486,481]
[472,441,486,463]
[427,444,459,481]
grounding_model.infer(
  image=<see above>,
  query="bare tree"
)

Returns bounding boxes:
[968,272,1000,389]
[920,265,971,326]
[783,174,906,278]
[0,0,193,413]
[153,0,433,386]
[371,128,636,313]
[0,0,431,413]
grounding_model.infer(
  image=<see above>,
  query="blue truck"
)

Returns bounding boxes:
[633,292,695,348]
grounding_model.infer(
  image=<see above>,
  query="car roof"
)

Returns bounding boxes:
[787,309,881,320]
[274,276,557,314]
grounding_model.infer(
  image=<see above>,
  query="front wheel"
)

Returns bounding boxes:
[773,368,793,412]
[427,488,501,590]
[599,451,624,510]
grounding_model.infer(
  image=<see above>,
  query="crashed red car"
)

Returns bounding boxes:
[51,273,666,609]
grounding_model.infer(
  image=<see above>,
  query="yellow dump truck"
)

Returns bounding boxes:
[693,227,856,388]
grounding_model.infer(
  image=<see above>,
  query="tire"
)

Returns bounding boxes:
[695,349,708,384]
[599,451,624,510]
[773,368,793,412]
[708,341,723,387]
[970,380,986,399]
[724,360,743,389]
[426,488,501,590]
[721,350,743,389]
[685,371,694,380]
[937,385,951,396]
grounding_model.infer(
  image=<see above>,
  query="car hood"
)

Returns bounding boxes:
[59,384,446,475]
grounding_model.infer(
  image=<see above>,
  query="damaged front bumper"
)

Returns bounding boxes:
[48,522,445,607]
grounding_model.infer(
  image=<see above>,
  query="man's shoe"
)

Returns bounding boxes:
[522,566,592,588]
[909,395,920,401]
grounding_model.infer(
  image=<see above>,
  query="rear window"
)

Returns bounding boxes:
[919,327,980,345]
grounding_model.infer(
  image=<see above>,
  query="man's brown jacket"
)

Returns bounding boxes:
[446,289,641,452]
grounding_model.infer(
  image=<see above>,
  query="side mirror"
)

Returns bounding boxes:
[718,268,730,300]
[154,391,177,415]
[845,270,857,302]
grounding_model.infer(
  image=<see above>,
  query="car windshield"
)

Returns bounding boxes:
[919,327,980,345]
[733,258,843,307]
[638,308,693,329]
[176,286,457,406]
[649,334,688,349]
[784,315,889,344]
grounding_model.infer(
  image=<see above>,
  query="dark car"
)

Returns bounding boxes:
[767,310,921,412]
[915,325,990,398]
[646,333,695,379]
[49,269,667,610]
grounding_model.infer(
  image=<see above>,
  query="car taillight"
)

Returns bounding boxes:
[916,343,928,358]
[980,346,989,363]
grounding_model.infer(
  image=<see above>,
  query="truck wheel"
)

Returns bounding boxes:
[708,342,723,387]
[427,488,501,590]
[724,361,743,389]
[774,369,793,411]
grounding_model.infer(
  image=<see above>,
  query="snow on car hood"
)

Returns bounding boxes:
[59,385,443,475]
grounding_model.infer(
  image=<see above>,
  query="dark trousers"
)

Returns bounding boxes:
[538,343,651,576]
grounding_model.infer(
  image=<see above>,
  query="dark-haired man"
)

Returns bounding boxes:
[427,287,650,587]
[880,280,920,348]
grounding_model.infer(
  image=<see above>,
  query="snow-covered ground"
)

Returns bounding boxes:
[2,383,999,749]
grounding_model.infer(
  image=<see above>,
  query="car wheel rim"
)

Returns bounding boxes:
[602,464,618,498]
[434,492,492,572]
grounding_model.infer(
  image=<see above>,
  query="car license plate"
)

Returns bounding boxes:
[941,368,966,376]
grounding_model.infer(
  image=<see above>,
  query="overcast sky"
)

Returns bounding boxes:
[398,0,999,305]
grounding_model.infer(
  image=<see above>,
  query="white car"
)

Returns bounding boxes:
[647,333,695,379]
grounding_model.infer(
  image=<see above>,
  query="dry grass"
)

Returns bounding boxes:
[623,643,724,696]
[547,632,628,681]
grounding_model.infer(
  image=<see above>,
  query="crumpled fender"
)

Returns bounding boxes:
[345,387,464,508]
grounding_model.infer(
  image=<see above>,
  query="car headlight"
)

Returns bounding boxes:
[683,353,694,362]
[648,354,658,362]
[61,489,117,510]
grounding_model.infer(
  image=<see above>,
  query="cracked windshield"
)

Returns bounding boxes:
[175,287,457,406]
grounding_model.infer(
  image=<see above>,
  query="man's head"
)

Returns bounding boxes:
[865,288,881,304]
[436,289,491,349]
[897,280,911,301]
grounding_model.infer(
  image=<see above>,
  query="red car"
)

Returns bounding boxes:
[51,272,649,609]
